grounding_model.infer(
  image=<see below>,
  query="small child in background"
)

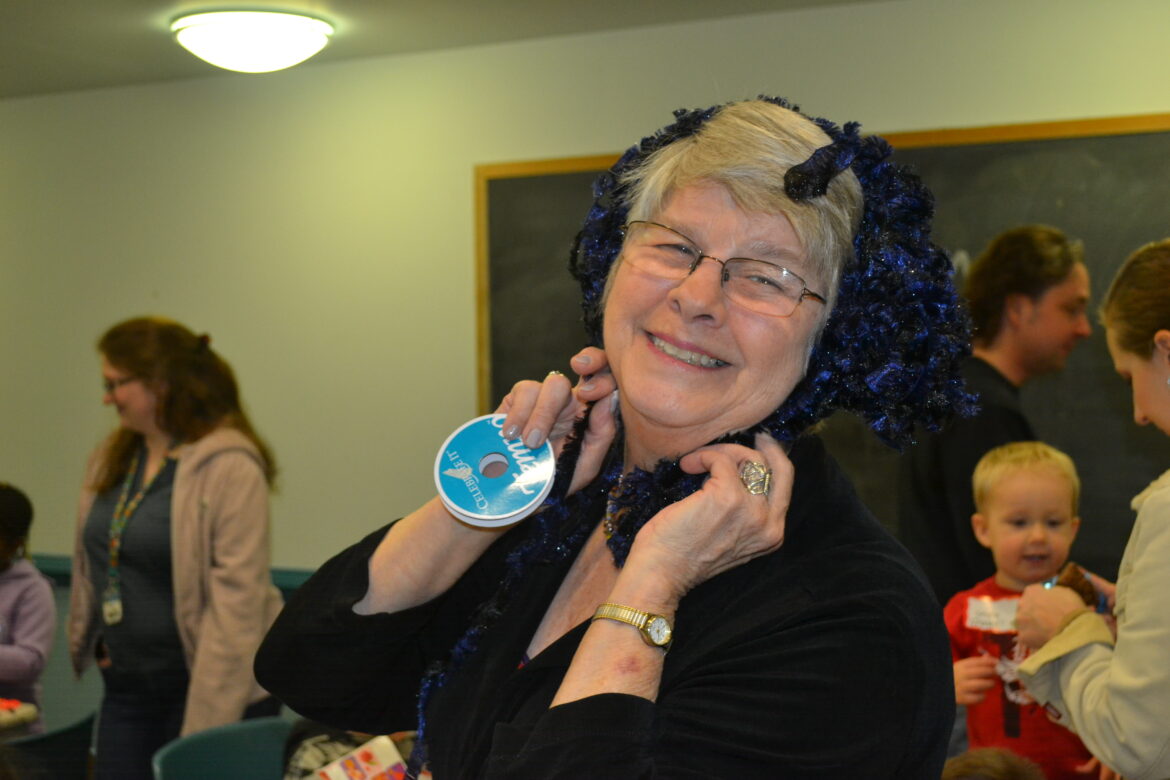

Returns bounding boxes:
[942,747,1046,780]
[945,443,1112,780]
[0,483,56,735]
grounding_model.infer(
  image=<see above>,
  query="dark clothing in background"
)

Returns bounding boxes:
[897,357,1035,604]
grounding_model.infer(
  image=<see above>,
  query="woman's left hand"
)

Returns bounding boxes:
[1016,583,1087,649]
[1074,755,1122,780]
[1084,569,1118,613]
[620,432,793,606]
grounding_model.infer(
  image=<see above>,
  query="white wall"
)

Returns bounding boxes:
[3,0,1170,569]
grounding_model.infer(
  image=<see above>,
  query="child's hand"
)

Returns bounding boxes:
[1073,755,1121,779]
[953,655,998,706]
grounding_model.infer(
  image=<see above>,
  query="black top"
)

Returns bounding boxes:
[257,436,953,778]
[896,357,1035,604]
[82,456,185,673]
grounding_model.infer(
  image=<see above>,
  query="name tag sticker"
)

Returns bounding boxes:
[965,595,1018,633]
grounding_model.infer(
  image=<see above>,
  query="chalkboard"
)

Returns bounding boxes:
[476,115,1170,579]
[476,155,616,408]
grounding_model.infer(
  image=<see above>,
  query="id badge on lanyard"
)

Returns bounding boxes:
[103,449,170,625]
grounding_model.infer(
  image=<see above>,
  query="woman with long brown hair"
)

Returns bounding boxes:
[69,316,283,780]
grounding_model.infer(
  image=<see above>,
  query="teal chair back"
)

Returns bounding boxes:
[152,716,292,780]
[6,711,96,780]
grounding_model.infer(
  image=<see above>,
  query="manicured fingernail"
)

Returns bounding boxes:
[581,380,595,392]
[610,390,620,412]
[502,424,519,439]
[575,354,592,367]
[525,429,543,448]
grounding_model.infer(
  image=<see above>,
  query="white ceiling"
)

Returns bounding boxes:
[1,0,872,100]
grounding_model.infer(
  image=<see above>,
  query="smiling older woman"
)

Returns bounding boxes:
[256,97,973,778]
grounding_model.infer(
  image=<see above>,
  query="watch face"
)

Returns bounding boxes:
[646,616,672,646]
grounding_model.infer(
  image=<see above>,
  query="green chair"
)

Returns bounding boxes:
[152,716,292,780]
[5,711,96,780]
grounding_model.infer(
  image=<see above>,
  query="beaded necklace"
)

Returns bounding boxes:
[601,475,630,540]
[102,447,172,625]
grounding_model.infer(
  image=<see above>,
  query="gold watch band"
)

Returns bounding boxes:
[592,602,673,650]
[593,602,648,630]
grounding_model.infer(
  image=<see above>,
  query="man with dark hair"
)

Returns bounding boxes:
[898,225,1092,604]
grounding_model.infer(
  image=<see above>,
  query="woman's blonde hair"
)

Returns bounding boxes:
[942,747,1046,780]
[1100,238,1170,358]
[972,441,1080,515]
[620,100,863,311]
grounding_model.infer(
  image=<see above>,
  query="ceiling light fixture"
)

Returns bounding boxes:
[171,10,334,73]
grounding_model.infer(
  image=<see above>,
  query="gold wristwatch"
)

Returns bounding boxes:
[592,602,673,651]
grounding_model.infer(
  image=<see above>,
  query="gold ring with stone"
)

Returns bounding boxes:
[739,460,771,496]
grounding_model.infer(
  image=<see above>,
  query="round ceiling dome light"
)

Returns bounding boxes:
[171,10,334,73]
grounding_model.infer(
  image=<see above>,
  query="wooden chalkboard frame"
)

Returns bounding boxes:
[883,112,1170,149]
[474,154,617,412]
[474,111,1170,412]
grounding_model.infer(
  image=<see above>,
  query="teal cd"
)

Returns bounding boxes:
[434,414,555,527]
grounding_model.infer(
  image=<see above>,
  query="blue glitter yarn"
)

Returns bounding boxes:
[407,97,974,776]
[572,96,973,447]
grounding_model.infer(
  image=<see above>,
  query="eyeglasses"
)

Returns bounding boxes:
[102,376,139,394]
[620,221,826,318]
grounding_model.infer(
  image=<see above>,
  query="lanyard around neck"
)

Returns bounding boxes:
[102,448,172,624]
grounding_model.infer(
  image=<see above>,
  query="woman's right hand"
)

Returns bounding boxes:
[1016,583,1087,649]
[495,347,618,496]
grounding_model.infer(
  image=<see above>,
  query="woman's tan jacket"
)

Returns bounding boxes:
[1019,468,1170,780]
[69,427,284,735]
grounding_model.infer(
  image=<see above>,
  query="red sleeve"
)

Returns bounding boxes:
[944,590,972,662]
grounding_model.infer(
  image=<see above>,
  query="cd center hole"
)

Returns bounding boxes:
[479,452,509,478]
